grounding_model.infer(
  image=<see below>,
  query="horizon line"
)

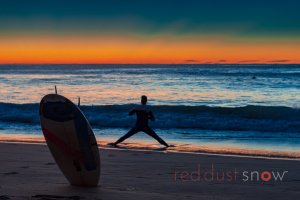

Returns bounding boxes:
[0,63,299,65]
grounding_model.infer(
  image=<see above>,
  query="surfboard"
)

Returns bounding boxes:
[39,94,100,186]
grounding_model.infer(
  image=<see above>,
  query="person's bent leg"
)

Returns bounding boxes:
[143,127,169,147]
[114,127,139,145]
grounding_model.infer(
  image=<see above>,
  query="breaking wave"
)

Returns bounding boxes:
[0,102,299,133]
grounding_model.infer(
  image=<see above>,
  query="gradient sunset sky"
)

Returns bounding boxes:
[0,0,300,64]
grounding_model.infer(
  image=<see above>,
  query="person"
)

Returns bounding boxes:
[111,95,169,147]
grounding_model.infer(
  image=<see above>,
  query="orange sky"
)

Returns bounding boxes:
[1,34,300,64]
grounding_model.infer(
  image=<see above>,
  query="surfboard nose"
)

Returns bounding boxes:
[41,101,76,122]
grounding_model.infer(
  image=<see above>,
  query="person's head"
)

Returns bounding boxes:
[141,95,147,105]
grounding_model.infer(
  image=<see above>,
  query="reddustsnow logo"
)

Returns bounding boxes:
[174,164,288,182]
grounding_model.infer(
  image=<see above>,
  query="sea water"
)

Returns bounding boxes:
[0,64,299,153]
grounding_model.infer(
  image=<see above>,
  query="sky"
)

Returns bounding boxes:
[0,0,300,64]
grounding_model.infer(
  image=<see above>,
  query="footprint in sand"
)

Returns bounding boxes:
[105,186,135,192]
[45,162,56,165]
[0,195,10,200]
[3,172,18,175]
[32,194,82,200]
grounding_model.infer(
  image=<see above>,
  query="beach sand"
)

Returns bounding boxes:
[0,142,299,200]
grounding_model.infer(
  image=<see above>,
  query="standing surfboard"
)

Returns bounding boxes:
[39,94,100,186]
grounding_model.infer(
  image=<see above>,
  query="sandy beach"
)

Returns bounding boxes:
[0,142,299,200]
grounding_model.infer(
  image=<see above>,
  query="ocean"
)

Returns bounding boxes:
[0,64,299,155]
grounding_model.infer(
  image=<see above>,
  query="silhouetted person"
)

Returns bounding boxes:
[112,95,169,147]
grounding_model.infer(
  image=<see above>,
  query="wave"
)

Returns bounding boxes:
[0,102,299,133]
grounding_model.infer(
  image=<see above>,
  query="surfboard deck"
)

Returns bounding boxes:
[39,94,100,186]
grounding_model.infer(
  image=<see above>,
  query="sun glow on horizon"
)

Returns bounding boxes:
[0,34,300,64]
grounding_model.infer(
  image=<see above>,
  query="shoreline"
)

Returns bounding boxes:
[0,134,299,161]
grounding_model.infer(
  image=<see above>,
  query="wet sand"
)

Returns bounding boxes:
[0,134,299,159]
[0,142,299,200]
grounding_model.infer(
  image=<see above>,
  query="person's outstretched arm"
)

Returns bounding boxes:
[148,111,155,121]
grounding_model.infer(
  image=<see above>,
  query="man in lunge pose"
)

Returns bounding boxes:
[111,95,169,147]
